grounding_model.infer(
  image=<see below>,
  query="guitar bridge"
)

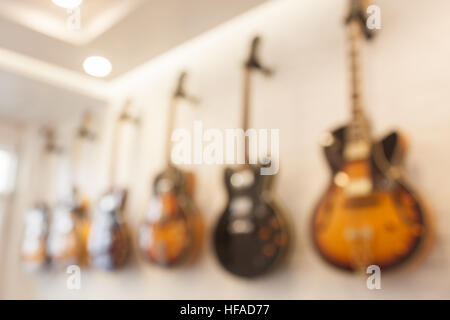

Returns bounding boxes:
[345,195,379,209]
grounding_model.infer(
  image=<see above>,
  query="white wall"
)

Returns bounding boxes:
[4,0,450,299]
[0,121,38,299]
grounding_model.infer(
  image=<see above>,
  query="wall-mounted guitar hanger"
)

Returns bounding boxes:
[76,112,96,141]
[173,71,201,104]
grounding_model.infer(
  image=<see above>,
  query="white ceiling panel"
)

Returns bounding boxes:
[0,0,267,79]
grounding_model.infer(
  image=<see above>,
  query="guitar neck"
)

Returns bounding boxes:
[242,68,251,162]
[109,119,121,188]
[72,118,90,189]
[242,68,251,133]
[165,97,177,167]
[344,0,373,159]
[241,36,273,164]
[71,136,83,190]
[164,72,198,168]
[109,102,138,189]
[39,128,61,203]
[349,20,365,120]
[37,148,52,204]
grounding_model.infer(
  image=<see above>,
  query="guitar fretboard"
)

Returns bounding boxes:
[344,1,372,159]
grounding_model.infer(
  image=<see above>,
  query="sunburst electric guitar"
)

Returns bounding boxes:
[213,36,290,278]
[139,72,204,267]
[312,0,431,271]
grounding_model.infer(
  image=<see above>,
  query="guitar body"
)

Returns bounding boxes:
[214,165,289,278]
[88,189,130,270]
[312,126,428,271]
[139,166,203,266]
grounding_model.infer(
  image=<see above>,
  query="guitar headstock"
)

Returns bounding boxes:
[77,112,96,141]
[345,0,374,39]
[245,36,274,76]
[41,127,63,154]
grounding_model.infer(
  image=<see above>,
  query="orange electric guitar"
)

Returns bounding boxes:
[311,0,431,271]
[139,72,204,267]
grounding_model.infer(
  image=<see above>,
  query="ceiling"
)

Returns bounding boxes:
[0,0,267,80]
[0,0,267,124]
[0,0,143,46]
[0,69,105,124]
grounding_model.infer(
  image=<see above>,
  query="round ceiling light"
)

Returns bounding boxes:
[52,0,83,9]
[83,56,112,78]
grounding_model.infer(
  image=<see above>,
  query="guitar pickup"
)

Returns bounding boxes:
[344,178,373,197]
[229,219,255,234]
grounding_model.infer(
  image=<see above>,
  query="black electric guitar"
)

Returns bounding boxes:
[139,72,204,267]
[213,36,290,278]
[21,128,60,272]
[311,0,431,271]
[87,101,138,270]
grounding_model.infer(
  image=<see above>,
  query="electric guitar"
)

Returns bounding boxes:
[47,113,94,269]
[21,128,60,272]
[87,102,137,270]
[139,72,204,266]
[311,0,430,271]
[213,36,290,278]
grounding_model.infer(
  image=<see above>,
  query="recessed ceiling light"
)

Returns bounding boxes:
[52,0,83,9]
[83,56,112,77]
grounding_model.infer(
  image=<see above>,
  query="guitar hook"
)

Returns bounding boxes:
[246,35,274,76]
[41,127,64,154]
[78,111,97,141]
[173,71,201,105]
[119,99,140,125]
[345,0,375,40]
